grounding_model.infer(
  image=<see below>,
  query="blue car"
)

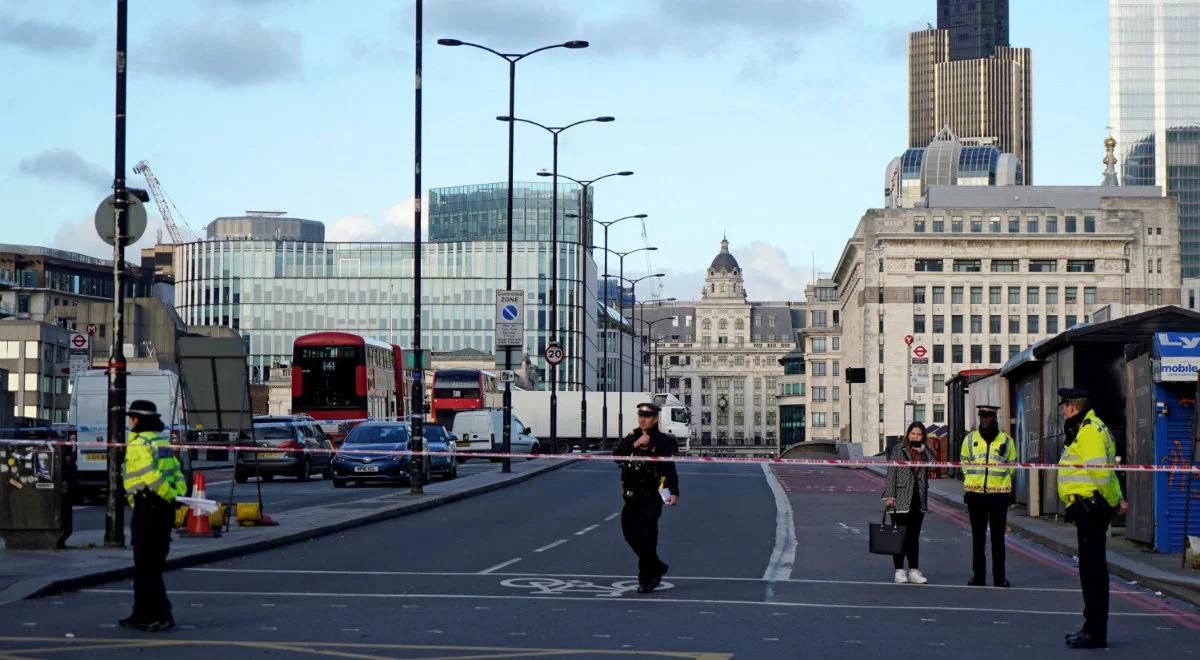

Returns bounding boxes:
[330,421,455,488]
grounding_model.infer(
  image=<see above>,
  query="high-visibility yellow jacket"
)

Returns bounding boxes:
[1057,410,1123,508]
[122,430,187,506]
[960,431,1017,494]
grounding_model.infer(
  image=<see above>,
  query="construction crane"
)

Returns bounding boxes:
[133,160,196,244]
[641,218,663,298]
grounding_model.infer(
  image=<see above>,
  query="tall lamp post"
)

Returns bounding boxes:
[539,170,633,451]
[439,37,588,473]
[642,316,676,391]
[619,273,664,434]
[636,298,677,390]
[498,116,614,455]
[571,214,647,447]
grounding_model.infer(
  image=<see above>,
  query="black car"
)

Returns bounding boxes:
[235,416,334,482]
[331,421,455,487]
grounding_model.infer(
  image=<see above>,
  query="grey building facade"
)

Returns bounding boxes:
[938,0,1009,62]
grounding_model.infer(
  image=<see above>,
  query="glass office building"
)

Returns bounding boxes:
[1111,0,1200,276]
[429,182,592,246]
[173,238,598,389]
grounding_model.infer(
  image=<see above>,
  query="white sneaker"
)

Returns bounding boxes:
[907,569,928,584]
[894,569,908,584]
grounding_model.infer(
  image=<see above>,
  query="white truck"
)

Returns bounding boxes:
[69,369,190,492]
[509,391,691,454]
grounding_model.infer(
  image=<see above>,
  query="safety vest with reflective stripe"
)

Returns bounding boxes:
[1057,410,1123,508]
[960,431,1017,494]
[122,431,187,506]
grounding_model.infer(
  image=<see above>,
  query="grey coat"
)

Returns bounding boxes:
[882,442,936,513]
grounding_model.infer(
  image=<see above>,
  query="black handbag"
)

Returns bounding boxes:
[869,509,907,555]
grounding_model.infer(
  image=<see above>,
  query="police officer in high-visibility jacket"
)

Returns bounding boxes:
[1057,388,1127,650]
[960,404,1017,588]
[120,400,187,632]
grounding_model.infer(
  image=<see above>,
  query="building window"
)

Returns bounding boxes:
[1009,344,1021,358]
[833,386,840,402]
[933,217,945,232]
[1065,287,1078,304]
[968,344,981,362]
[1008,315,1020,334]
[933,344,945,363]
[832,360,840,376]
[990,217,1001,233]
[933,403,946,423]
[813,387,827,402]
[1027,287,1039,304]
[989,286,1002,304]
[1008,216,1020,233]
[951,217,963,233]
[952,344,964,363]
[811,310,828,327]
[1027,217,1039,233]
[951,314,963,333]
[1084,287,1097,305]
[989,315,1001,333]
[1047,316,1059,334]
[970,217,983,233]
[914,217,926,233]
[812,413,827,428]
[932,286,945,304]
[1028,315,1040,333]
[812,361,827,376]
[811,337,826,353]
[1007,286,1019,304]
[1084,216,1096,233]
[1066,314,1078,328]
[954,259,982,273]
[913,286,927,304]
[915,259,944,272]
[1066,260,1095,273]
[832,412,840,427]
[933,315,945,333]
[989,344,1002,364]
[913,315,926,333]
[949,286,963,304]
[991,259,1018,273]
[1046,216,1059,233]
[970,315,983,333]
[913,405,927,423]
[1045,286,1058,305]
[1029,259,1057,273]
[970,287,983,304]
[1066,216,1078,233]
[832,337,840,350]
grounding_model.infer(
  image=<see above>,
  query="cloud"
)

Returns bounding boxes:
[325,198,430,242]
[659,240,813,302]
[142,18,301,87]
[0,15,95,54]
[17,148,109,191]
[49,214,163,262]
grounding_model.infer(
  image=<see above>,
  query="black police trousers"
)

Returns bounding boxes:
[621,493,665,583]
[1074,505,1112,641]
[967,493,1009,584]
[131,493,175,623]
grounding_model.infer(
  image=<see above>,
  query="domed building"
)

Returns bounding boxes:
[637,238,804,453]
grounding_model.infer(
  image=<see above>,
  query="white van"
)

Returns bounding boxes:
[450,409,540,462]
[69,369,190,490]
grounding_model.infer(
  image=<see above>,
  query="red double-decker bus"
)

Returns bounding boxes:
[292,332,406,442]
[429,369,500,427]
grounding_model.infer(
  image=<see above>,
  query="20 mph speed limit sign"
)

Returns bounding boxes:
[544,343,565,366]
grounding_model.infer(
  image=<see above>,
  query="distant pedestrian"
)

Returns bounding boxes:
[961,404,1017,588]
[120,400,187,632]
[882,421,935,584]
[1057,388,1127,650]
[614,401,679,593]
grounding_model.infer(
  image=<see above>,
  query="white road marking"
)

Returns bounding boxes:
[478,558,522,574]
[209,480,231,487]
[575,524,599,536]
[837,522,862,535]
[180,568,1085,593]
[83,588,1172,617]
[762,464,796,582]
[604,512,621,522]
[533,539,568,553]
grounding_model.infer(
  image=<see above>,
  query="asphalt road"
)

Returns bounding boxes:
[2,461,1198,659]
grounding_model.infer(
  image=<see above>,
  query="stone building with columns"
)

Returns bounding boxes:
[640,239,804,452]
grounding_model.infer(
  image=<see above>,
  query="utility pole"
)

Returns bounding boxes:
[409,0,425,493]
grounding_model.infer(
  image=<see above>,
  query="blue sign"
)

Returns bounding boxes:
[501,304,519,321]
[1153,333,1200,382]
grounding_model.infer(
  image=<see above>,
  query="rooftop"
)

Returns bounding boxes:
[923,185,1163,209]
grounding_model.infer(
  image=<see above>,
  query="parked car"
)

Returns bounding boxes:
[419,422,458,481]
[235,415,333,483]
[450,409,541,463]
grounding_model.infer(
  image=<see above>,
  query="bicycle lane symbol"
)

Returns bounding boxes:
[499,577,674,598]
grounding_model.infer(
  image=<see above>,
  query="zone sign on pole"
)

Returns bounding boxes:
[495,290,525,349]
[544,343,565,366]
[70,333,89,351]
[913,345,928,359]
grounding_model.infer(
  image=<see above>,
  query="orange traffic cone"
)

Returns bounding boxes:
[184,472,215,537]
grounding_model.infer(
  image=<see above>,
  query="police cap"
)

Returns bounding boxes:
[1057,387,1091,403]
[636,402,661,415]
[127,400,161,418]
[976,405,1000,416]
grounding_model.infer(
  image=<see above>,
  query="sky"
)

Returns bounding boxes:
[1,0,1110,303]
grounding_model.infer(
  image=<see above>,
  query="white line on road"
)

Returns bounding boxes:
[83,588,1175,618]
[604,512,620,522]
[762,463,796,583]
[478,558,523,574]
[574,524,599,536]
[533,539,568,553]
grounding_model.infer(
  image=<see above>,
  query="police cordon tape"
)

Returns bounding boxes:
[0,437,1197,474]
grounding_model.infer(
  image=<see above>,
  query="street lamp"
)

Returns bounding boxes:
[636,297,677,390]
[498,115,614,455]
[642,316,676,391]
[619,273,664,435]
[570,212,647,447]
[440,37,588,473]
[540,170,633,451]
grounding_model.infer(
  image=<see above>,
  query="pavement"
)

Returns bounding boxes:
[0,461,1198,658]
[0,455,571,606]
[866,465,1200,606]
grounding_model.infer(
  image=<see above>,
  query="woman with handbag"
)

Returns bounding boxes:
[882,421,935,584]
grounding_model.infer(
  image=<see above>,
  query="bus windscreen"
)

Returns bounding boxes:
[294,345,364,409]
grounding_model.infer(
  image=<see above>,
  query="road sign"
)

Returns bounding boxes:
[70,333,89,351]
[910,361,929,389]
[499,370,517,383]
[94,192,148,247]
[543,343,565,366]
[904,335,915,346]
[495,290,525,348]
[86,323,98,336]
[913,345,927,359]
[69,352,90,377]
[404,349,431,371]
